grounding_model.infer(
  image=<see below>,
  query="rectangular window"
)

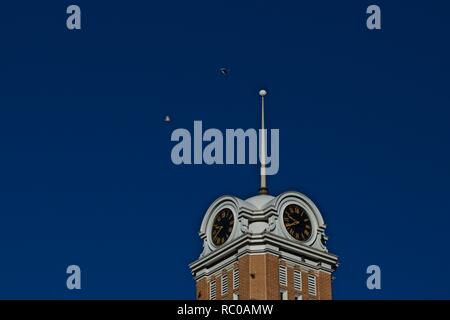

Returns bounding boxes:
[210,281,216,300]
[294,270,302,291]
[279,265,287,286]
[308,275,317,296]
[280,290,288,300]
[221,274,228,296]
[233,293,239,300]
[233,269,239,289]
[295,295,303,300]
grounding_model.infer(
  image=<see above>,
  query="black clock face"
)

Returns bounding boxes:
[211,208,234,246]
[283,204,312,242]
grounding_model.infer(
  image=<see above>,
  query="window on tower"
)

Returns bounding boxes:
[294,270,302,291]
[308,275,317,296]
[233,269,239,290]
[279,265,287,287]
[221,274,228,296]
[210,280,217,300]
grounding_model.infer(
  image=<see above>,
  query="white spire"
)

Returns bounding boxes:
[259,89,268,195]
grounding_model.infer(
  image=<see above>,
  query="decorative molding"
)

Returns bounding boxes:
[191,190,339,284]
[190,233,338,279]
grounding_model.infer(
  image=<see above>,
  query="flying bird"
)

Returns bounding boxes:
[219,67,230,76]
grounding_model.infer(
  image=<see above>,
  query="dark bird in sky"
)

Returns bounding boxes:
[219,67,230,76]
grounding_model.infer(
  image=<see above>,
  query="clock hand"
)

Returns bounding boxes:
[285,221,300,227]
[213,226,223,239]
[286,213,295,221]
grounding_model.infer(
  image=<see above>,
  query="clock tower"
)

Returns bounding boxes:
[189,91,338,300]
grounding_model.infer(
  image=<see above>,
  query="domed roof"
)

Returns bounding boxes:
[245,194,275,210]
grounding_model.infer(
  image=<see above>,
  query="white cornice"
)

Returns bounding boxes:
[190,233,338,279]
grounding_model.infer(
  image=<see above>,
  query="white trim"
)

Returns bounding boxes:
[190,233,338,279]
[207,205,238,250]
[279,201,318,246]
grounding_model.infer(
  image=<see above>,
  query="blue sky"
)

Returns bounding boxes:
[0,1,449,299]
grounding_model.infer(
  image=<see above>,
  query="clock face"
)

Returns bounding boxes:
[283,204,312,242]
[211,208,234,246]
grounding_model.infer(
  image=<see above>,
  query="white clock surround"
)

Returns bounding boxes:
[198,191,329,257]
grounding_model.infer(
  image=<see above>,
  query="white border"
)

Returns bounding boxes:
[206,204,238,250]
[279,200,318,246]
